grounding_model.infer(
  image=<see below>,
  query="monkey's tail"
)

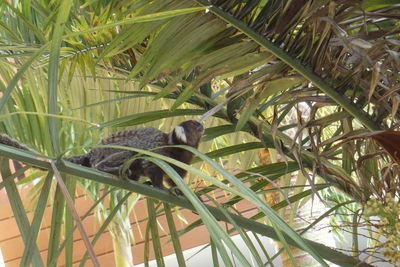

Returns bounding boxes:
[65,154,91,167]
[0,134,36,153]
[0,134,47,171]
[0,134,92,169]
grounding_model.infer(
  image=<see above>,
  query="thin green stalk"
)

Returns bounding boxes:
[147,199,165,267]
[47,0,73,155]
[163,203,186,267]
[0,159,44,267]
[20,172,53,267]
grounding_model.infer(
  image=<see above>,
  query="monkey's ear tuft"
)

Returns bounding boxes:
[174,125,187,144]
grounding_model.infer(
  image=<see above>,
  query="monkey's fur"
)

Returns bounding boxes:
[0,120,204,191]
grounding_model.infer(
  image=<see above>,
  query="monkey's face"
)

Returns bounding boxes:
[171,120,204,147]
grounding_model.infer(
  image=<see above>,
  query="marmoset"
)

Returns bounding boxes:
[0,120,204,191]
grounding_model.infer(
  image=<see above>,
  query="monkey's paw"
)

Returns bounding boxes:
[168,187,183,197]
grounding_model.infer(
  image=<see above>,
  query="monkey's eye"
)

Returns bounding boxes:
[191,121,204,132]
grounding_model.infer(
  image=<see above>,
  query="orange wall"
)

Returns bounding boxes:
[0,184,256,266]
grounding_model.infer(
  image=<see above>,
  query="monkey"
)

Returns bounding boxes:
[0,120,204,193]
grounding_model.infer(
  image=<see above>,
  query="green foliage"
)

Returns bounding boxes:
[0,0,398,266]
[364,195,400,265]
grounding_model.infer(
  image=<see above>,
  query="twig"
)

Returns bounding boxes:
[47,159,101,267]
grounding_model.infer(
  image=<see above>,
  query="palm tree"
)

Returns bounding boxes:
[0,0,398,266]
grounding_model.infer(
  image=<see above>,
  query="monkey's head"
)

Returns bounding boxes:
[169,120,204,147]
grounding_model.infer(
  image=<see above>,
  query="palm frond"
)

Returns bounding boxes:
[195,1,399,127]
[0,143,372,267]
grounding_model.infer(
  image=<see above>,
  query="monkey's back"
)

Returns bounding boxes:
[88,127,167,166]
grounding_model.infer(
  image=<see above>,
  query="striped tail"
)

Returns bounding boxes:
[0,134,91,168]
[0,134,35,152]
[0,134,45,170]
